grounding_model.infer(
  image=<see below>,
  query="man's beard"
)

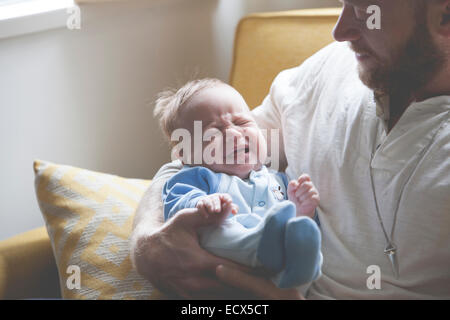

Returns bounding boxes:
[356,16,446,104]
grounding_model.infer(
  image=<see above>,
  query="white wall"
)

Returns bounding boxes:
[0,0,339,240]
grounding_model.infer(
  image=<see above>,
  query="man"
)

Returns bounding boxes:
[131,0,450,299]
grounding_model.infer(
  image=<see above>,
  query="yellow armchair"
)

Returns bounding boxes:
[0,8,340,299]
[231,8,339,109]
[0,227,60,299]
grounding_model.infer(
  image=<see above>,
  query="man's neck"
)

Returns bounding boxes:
[387,81,450,132]
[387,93,413,132]
[414,63,450,102]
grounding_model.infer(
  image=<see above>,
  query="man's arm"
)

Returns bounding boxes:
[216,265,304,300]
[130,177,165,276]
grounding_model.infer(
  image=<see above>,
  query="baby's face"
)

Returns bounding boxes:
[177,84,267,179]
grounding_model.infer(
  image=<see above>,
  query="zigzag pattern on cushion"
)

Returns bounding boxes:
[34,160,165,300]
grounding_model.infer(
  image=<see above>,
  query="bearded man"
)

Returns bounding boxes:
[131,0,450,299]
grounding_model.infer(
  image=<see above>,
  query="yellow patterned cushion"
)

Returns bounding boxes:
[33,159,163,299]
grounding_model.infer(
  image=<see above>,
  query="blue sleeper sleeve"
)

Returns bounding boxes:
[162,166,221,221]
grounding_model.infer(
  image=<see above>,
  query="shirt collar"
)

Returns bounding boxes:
[373,92,450,123]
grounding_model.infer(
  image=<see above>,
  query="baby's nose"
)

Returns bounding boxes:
[224,128,246,147]
[225,127,246,142]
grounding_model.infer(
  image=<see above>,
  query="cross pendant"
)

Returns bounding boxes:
[384,244,399,279]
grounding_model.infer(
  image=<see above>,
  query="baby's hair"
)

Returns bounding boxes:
[154,78,225,146]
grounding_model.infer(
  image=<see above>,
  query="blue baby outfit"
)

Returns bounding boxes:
[162,165,322,288]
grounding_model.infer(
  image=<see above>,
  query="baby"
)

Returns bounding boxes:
[154,78,322,288]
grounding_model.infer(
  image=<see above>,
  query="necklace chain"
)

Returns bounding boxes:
[369,110,449,279]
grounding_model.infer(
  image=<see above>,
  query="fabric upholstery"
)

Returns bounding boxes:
[230,8,340,109]
[0,226,60,299]
[33,160,159,299]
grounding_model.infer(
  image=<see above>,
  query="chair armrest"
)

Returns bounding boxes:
[0,226,60,299]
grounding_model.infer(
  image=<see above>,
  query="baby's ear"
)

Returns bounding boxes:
[170,146,184,162]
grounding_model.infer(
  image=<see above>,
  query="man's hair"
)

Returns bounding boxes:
[154,78,225,146]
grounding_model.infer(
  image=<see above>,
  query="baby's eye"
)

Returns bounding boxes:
[203,128,222,141]
[234,119,252,126]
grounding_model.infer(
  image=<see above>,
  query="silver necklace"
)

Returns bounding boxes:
[368,110,449,279]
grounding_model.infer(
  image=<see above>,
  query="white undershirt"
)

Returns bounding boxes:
[252,41,450,299]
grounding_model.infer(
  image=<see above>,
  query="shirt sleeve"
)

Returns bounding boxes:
[152,159,184,183]
[250,42,342,173]
[251,80,288,172]
[162,166,221,220]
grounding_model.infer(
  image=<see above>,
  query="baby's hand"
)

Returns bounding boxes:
[196,193,238,220]
[287,174,320,218]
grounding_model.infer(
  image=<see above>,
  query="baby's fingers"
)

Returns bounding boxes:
[297,174,311,185]
[219,193,233,205]
[196,200,210,219]
[288,180,299,198]
[300,189,320,204]
[310,193,320,203]
[295,181,313,199]
[211,195,222,213]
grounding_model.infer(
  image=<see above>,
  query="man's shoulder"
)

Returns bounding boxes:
[152,159,184,182]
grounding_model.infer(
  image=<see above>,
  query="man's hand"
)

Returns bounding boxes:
[134,207,253,299]
[216,265,304,300]
[287,174,320,218]
[196,193,239,220]
[131,178,251,299]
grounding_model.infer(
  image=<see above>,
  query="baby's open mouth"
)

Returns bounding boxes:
[225,144,251,161]
[234,145,250,154]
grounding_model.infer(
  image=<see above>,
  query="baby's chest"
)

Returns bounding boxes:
[216,173,287,215]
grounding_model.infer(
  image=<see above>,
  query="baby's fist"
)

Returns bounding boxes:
[196,193,238,220]
[287,174,320,218]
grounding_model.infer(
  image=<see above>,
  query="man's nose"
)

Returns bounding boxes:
[332,5,362,42]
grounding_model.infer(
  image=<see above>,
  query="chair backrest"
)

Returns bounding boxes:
[230,8,341,109]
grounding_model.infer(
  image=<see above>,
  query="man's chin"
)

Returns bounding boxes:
[357,63,389,94]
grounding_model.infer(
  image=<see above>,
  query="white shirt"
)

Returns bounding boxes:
[252,41,450,299]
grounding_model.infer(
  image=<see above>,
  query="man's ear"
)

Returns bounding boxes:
[436,0,450,37]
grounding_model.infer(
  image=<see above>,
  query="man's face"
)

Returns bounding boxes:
[333,0,446,97]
